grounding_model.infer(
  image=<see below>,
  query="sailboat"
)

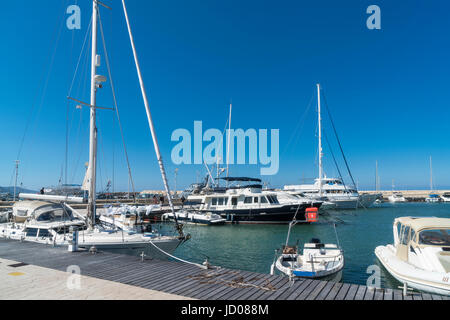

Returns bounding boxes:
[426,156,441,203]
[0,0,188,258]
[284,84,374,209]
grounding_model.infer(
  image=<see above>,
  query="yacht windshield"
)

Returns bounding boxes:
[419,229,450,247]
[266,195,279,204]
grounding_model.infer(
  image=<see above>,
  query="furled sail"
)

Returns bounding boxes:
[81,165,91,192]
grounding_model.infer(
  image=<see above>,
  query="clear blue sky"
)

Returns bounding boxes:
[1,0,449,192]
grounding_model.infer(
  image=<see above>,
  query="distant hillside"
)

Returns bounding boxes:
[0,186,37,194]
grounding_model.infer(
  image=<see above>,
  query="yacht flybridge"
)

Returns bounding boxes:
[189,177,322,224]
[0,0,188,258]
[375,217,450,296]
[284,84,378,210]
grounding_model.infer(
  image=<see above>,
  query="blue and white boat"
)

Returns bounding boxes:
[272,241,344,280]
[426,194,441,203]
[270,208,344,280]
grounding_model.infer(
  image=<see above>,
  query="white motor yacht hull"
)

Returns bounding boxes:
[321,199,358,210]
[358,193,381,207]
[375,245,450,296]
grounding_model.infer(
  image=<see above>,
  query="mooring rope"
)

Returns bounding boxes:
[146,240,208,270]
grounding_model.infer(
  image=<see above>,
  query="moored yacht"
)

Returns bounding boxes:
[284,178,359,210]
[375,217,450,296]
[440,193,450,202]
[388,192,407,203]
[0,0,188,259]
[426,194,441,203]
[0,199,182,259]
[190,177,321,224]
[284,84,377,210]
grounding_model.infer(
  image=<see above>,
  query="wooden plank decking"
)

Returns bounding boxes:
[0,239,447,300]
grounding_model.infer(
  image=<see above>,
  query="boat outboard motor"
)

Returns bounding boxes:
[311,238,326,254]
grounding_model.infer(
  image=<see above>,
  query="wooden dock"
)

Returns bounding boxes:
[0,239,447,300]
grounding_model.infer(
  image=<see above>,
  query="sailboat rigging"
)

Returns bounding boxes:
[0,0,189,258]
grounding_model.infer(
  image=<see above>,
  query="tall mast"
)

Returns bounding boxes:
[122,0,184,237]
[226,103,232,186]
[375,160,379,191]
[317,84,323,196]
[430,155,433,191]
[87,0,99,231]
[13,160,19,202]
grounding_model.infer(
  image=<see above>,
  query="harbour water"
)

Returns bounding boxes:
[174,202,450,290]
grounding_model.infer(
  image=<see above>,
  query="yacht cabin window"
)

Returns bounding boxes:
[231,197,238,205]
[211,197,228,206]
[244,197,252,204]
[260,196,268,203]
[254,197,259,203]
[266,195,279,204]
[419,229,450,247]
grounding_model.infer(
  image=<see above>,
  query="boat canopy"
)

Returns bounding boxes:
[13,201,56,213]
[395,217,450,232]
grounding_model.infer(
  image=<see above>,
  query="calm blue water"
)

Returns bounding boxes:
[172,202,450,289]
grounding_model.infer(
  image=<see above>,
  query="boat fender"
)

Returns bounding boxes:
[270,263,275,275]
[305,208,319,223]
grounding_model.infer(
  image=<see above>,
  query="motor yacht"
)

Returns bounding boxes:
[388,192,407,203]
[190,177,322,224]
[440,193,450,202]
[375,217,450,296]
[285,178,360,209]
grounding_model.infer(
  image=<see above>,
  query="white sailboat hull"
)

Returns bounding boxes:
[78,236,182,259]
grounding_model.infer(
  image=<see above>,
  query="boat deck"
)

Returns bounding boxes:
[0,239,447,300]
